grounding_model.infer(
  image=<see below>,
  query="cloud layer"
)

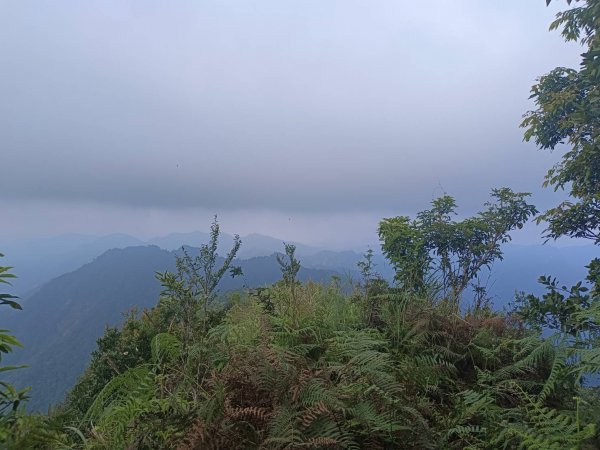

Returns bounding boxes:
[0,0,581,242]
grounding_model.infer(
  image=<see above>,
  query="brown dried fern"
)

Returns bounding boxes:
[299,401,329,429]
[227,405,272,424]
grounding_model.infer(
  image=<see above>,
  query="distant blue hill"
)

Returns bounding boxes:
[1,232,324,295]
[1,233,144,295]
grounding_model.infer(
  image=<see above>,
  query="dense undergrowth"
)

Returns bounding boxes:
[6,274,600,449]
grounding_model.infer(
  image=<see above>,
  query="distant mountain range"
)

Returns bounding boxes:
[0,232,332,296]
[0,232,596,411]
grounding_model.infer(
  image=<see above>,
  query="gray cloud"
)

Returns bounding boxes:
[0,0,582,240]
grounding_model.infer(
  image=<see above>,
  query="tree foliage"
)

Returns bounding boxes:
[276,243,301,301]
[379,188,537,307]
[0,254,29,443]
[515,275,598,335]
[517,0,600,331]
[156,216,242,341]
[522,0,600,240]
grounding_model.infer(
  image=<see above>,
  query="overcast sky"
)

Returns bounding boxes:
[0,0,583,249]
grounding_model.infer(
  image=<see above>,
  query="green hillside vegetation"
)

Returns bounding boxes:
[3,193,600,448]
[5,239,595,414]
[2,0,600,448]
[0,254,30,444]
[5,246,339,412]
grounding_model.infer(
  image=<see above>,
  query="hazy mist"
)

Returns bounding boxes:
[0,1,582,246]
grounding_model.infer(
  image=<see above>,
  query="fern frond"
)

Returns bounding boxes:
[151,332,182,365]
[83,365,154,426]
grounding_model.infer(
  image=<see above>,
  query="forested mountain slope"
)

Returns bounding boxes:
[1,234,144,295]
[4,246,338,411]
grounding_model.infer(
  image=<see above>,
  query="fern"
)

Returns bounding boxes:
[151,332,182,365]
[83,365,154,426]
